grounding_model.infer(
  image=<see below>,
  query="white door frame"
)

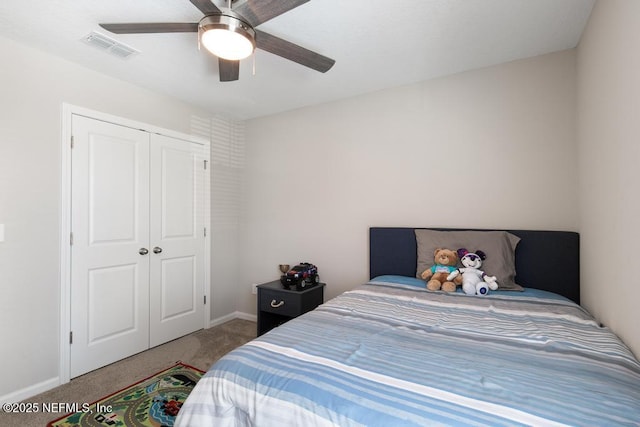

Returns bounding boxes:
[59,104,211,384]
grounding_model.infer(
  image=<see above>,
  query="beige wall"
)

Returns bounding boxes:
[0,35,214,400]
[239,50,578,313]
[577,0,640,356]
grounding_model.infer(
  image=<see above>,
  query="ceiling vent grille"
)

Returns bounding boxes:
[82,31,139,59]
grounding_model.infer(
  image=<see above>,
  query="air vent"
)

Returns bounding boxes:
[82,31,139,59]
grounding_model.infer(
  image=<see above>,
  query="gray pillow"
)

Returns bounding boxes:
[415,229,523,290]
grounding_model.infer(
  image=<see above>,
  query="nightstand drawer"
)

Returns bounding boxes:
[257,280,325,336]
[259,289,301,317]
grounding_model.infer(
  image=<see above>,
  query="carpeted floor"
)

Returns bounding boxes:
[1,319,256,427]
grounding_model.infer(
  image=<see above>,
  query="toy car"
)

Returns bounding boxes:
[280,262,320,290]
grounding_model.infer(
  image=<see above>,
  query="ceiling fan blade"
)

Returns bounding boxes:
[189,0,222,15]
[219,58,240,82]
[234,0,310,26]
[99,23,198,34]
[255,30,335,73]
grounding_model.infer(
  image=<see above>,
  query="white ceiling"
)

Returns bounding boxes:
[0,0,595,120]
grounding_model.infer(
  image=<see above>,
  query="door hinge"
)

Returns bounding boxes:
[204,159,208,170]
[70,135,74,149]
[204,295,207,305]
[70,232,74,245]
[69,331,73,344]
[204,227,207,237]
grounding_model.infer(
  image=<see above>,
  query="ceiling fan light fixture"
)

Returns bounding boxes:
[200,14,255,61]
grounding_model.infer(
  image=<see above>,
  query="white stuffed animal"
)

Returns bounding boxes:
[447,249,498,296]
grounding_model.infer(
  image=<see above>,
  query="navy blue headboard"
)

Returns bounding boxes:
[369,227,580,304]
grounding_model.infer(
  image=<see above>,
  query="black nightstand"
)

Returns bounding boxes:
[257,280,325,336]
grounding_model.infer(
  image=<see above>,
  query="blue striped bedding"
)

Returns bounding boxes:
[176,276,640,426]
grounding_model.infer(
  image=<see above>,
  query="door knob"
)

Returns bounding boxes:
[139,248,149,255]
[153,247,163,254]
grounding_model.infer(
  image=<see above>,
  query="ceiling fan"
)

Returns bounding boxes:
[99,0,335,82]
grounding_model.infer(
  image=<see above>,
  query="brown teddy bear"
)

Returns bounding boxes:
[420,248,463,292]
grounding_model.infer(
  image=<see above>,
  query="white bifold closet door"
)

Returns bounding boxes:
[70,115,205,378]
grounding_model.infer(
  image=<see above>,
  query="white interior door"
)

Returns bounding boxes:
[70,115,150,378]
[149,134,205,347]
[69,116,206,377]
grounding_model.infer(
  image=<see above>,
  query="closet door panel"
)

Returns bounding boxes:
[149,134,205,347]
[160,256,196,319]
[70,115,150,378]
[89,137,139,242]
[161,147,195,238]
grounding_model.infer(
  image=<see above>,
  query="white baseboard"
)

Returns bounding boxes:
[0,377,60,405]
[233,311,257,322]
[209,311,256,327]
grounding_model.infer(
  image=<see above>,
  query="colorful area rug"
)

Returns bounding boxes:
[48,362,204,427]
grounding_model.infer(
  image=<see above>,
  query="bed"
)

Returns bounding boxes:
[177,227,640,426]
